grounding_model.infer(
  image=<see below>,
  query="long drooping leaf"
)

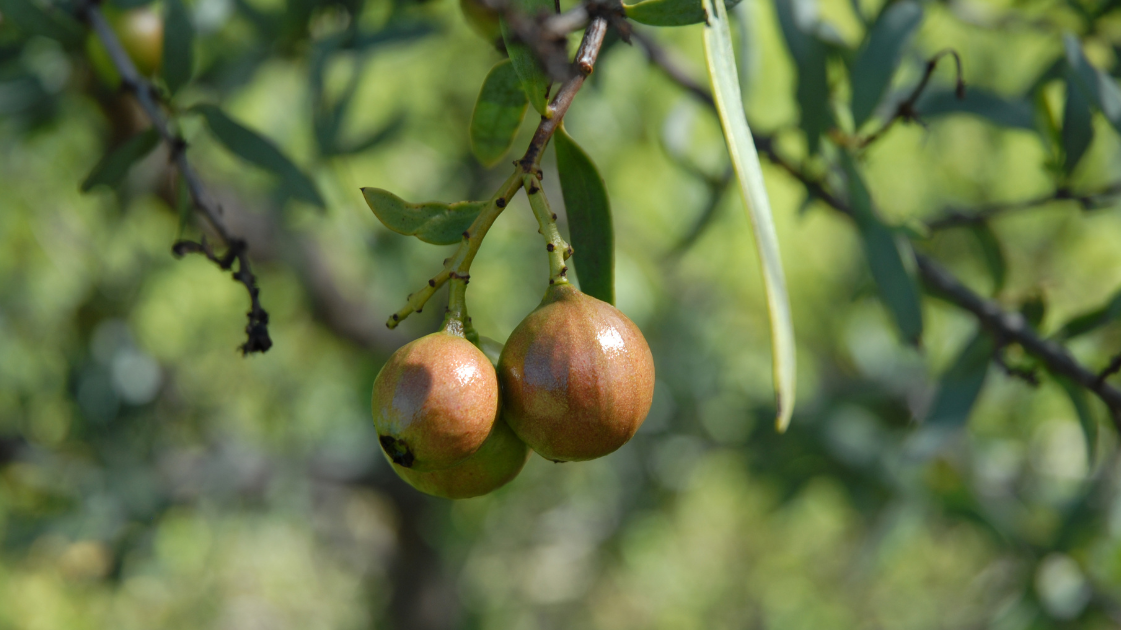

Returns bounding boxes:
[1054,375,1098,466]
[773,0,831,153]
[1064,34,1121,135]
[1062,69,1095,174]
[850,0,924,128]
[623,0,743,27]
[470,59,529,167]
[193,104,324,207]
[906,332,993,460]
[1055,288,1121,339]
[701,0,796,432]
[915,88,1036,130]
[841,151,924,345]
[361,188,486,245]
[80,128,160,192]
[500,0,552,116]
[161,0,195,95]
[969,222,1007,295]
[555,126,614,305]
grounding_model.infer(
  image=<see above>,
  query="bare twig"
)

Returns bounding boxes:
[1098,353,1121,386]
[80,3,271,354]
[632,31,1121,422]
[927,183,1121,230]
[860,49,964,148]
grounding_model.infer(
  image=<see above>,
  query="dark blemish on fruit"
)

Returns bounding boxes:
[380,435,415,468]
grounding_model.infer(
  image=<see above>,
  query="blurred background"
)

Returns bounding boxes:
[3,0,1121,627]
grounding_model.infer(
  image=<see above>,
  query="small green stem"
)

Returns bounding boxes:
[522,174,572,286]
[387,170,523,329]
[441,278,470,337]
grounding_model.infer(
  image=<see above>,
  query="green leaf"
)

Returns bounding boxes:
[915,88,1036,130]
[555,126,614,305]
[1055,288,1121,340]
[702,0,797,432]
[1062,70,1095,174]
[193,104,324,207]
[905,332,993,460]
[850,0,924,128]
[470,59,529,167]
[361,188,486,245]
[500,0,553,116]
[161,0,195,95]
[623,0,743,27]
[1064,33,1121,135]
[774,0,831,153]
[841,151,924,345]
[0,0,84,45]
[968,222,1006,294]
[80,128,160,192]
[1054,375,1098,467]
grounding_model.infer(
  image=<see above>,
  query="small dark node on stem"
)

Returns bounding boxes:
[417,308,423,313]
[549,279,555,284]
[392,314,400,321]
[428,279,436,287]
[169,136,188,158]
[496,197,507,208]
[528,185,540,195]
[566,246,574,256]
[546,243,555,252]
[443,258,450,265]
[535,169,544,181]
[551,212,557,220]
[560,266,568,276]
[462,230,470,239]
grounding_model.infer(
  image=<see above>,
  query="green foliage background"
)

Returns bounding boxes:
[2,0,1121,627]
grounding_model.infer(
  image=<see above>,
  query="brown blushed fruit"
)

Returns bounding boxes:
[386,416,530,499]
[498,284,656,462]
[372,332,499,472]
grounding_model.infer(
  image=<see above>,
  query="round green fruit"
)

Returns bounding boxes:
[87,7,164,87]
[386,416,529,499]
[498,284,656,462]
[372,331,499,472]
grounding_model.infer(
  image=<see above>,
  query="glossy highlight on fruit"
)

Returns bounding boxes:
[86,7,164,87]
[387,416,530,499]
[498,284,656,462]
[372,331,499,472]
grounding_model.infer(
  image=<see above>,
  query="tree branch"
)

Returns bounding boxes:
[633,31,1121,422]
[859,49,964,148]
[79,2,271,355]
[926,183,1121,230]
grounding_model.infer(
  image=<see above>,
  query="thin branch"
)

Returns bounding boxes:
[1098,352,1121,386]
[79,2,271,354]
[926,183,1121,230]
[518,15,609,170]
[632,31,1121,422]
[860,49,964,148]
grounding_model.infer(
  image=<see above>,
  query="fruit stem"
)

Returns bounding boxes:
[387,170,524,329]
[522,174,571,286]
[442,277,471,337]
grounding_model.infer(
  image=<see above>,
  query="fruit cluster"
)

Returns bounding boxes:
[371,284,655,499]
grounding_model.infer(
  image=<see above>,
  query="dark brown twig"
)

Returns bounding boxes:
[1097,353,1121,386]
[926,183,1121,230]
[80,3,271,354]
[860,49,964,148]
[633,31,1121,423]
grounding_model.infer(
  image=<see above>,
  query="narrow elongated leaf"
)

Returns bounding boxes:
[702,0,796,432]
[1054,375,1098,466]
[555,126,614,305]
[842,151,924,345]
[905,332,993,459]
[850,0,924,128]
[361,188,485,245]
[1062,71,1094,174]
[161,0,195,95]
[80,128,160,192]
[193,104,324,207]
[500,0,552,116]
[470,59,529,167]
[1056,289,1121,339]
[0,0,84,45]
[623,0,743,27]
[968,223,1007,294]
[774,0,830,153]
[1064,34,1121,135]
[915,88,1035,130]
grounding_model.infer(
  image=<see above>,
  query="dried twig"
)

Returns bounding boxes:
[860,49,964,148]
[79,2,271,354]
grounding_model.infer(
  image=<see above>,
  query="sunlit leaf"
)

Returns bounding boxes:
[1055,288,1121,340]
[555,126,614,305]
[702,0,797,432]
[161,0,194,95]
[841,151,924,345]
[774,0,830,153]
[80,128,160,192]
[623,0,742,27]
[1054,375,1098,467]
[968,223,1006,294]
[361,188,486,245]
[850,0,923,128]
[193,104,324,208]
[915,88,1035,130]
[470,59,529,167]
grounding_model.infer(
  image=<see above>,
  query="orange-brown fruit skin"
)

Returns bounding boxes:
[372,332,499,472]
[387,416,530,499]
[498,284,655,462]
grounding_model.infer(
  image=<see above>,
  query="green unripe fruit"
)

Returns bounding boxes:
[498,284,656,462]
[372,331,499,472]
[459,0,502,47]
[86,7,164,87]
[386,416,529,499]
